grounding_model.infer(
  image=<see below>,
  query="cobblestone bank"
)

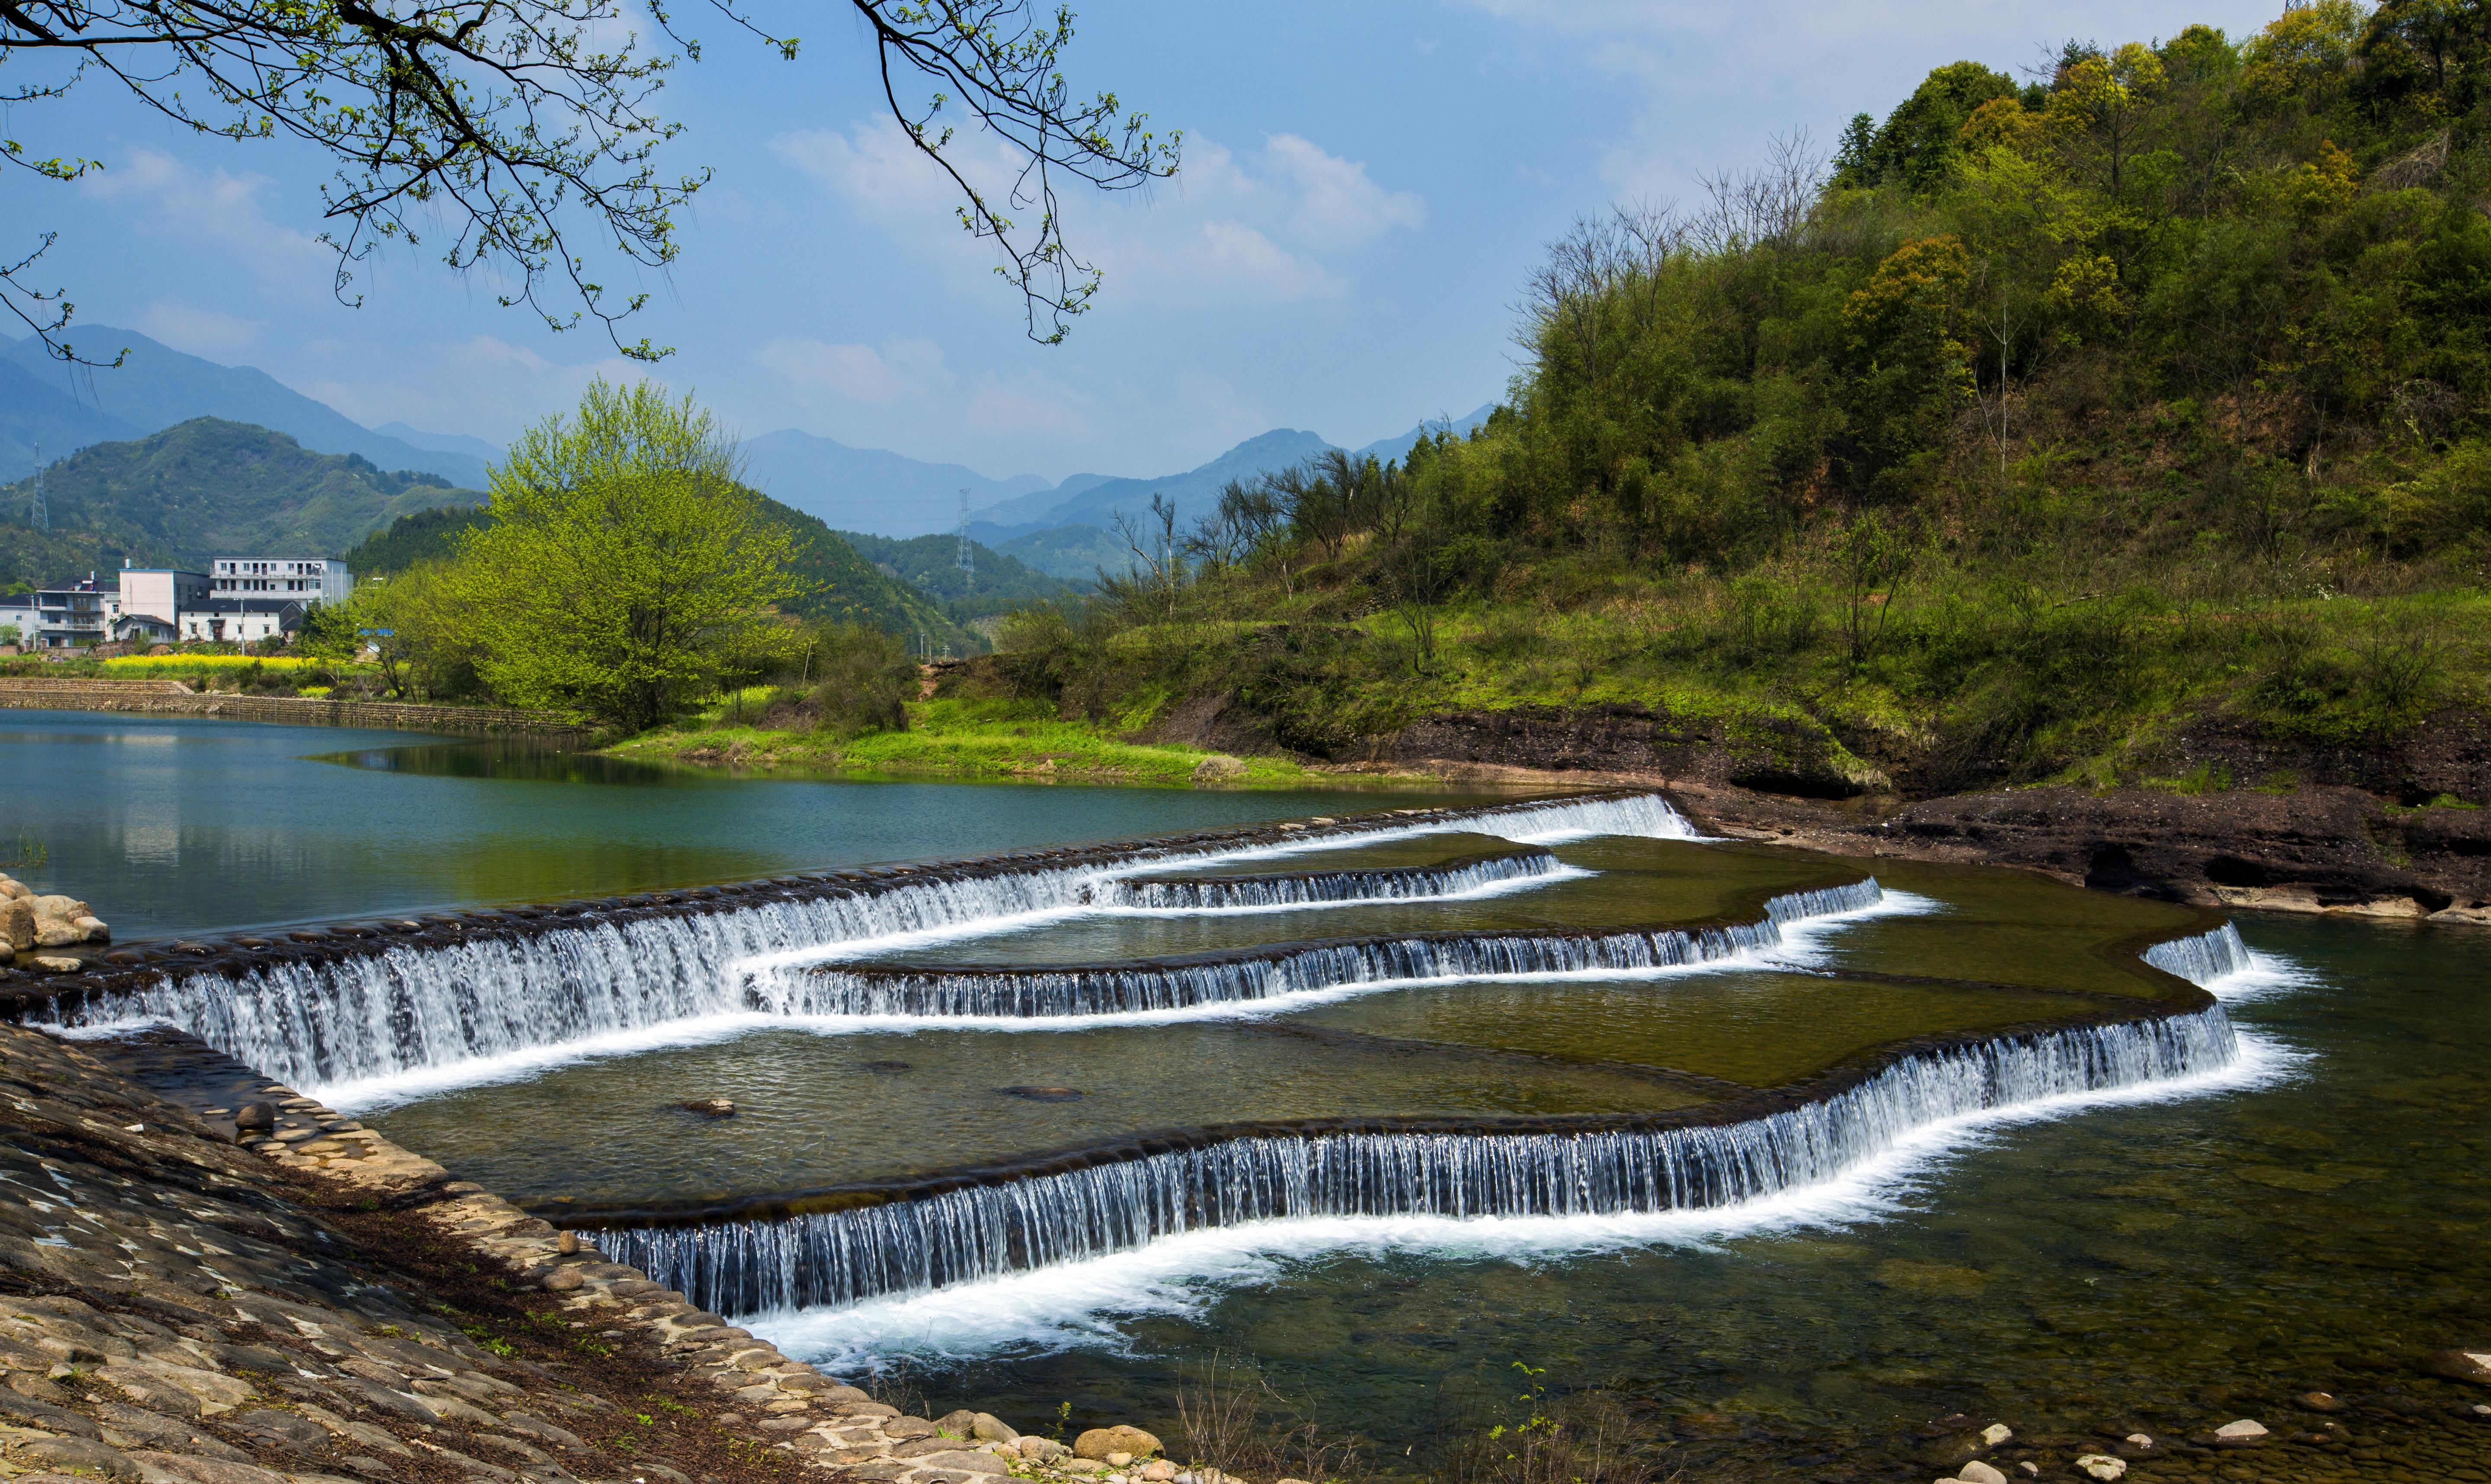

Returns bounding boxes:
[0,1023,1207,1484]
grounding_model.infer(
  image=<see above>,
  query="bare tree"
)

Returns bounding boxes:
[1687,129,1827,256]
[2,0,1181,360]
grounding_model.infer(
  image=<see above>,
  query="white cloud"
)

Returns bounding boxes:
[757,335,1093,440]
[134,300,262,356]
[80,149,326,278]
[1266,134,1426,249]
[756,337,953,405]
[771,120,1418,310]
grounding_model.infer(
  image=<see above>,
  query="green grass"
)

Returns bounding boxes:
[608,696,1346,787]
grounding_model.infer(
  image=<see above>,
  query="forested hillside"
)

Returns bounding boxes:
[839,530,1073,622]
[0,419,477,590]
[982,3,2491,795]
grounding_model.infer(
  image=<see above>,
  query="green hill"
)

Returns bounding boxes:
[837,530,1073,621]
[985,9,2491,793]
[0,418,479,588]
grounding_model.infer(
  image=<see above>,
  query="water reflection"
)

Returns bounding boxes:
[314,736,706,787]
[4,710,1498,939]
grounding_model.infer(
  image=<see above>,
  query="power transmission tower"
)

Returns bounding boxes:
[28,444,47,531]
[955,488,974,591]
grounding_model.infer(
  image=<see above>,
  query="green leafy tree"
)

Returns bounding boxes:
[454,380,798,730]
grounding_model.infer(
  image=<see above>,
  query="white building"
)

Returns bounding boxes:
[210,558,349,604]
[177,599,306,645]
[115,568,212,636]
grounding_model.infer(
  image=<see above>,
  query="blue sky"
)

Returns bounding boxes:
[2,0,2280,483]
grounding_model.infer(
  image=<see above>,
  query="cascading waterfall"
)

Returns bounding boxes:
[2143,923,2254,987]
[1106,848,1561,910]
[594,1003,2238,1317]
[806,879,1886,1017]
[45,792,1696,1087]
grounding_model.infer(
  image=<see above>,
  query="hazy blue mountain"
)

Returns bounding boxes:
[742,428,1051,538]
[0,327,490,489]
[377,422,505,467]
[972,429,1337,538]
[0,352,143,483]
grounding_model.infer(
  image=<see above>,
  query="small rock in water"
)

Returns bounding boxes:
[679,1097,736,1117]
[2212,1418,2269,1441]
[1979,1423,2013,1446]
[860,1060,914,1073]
[2123,1433,2154,1450]
[1002,1086,1085,1102]
[2298,1391,2344,1412]
[1957,1461,2008,1484]
[234,1103,277,1135]
[2075,1455,2126,1482]
[2471,1403,2491,1417]
[2427,1349,2491,1385]
[2015,1465,2037,1479]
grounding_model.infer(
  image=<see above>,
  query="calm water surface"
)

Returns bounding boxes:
[0,710,1495,937]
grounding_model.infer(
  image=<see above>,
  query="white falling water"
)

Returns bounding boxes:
[802,880,1884,1017]
[1106,848,1562,910]
[2142,923,2254,987]
[46,793,1697,1086]
[595,1003,2238,1317]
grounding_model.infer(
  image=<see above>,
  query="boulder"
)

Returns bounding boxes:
[2212,1419,2268,1442]
[4,898,36,949]
[73,916,110,943]
[34,920,85,948]
[972,1413,1020,1443]
[32,955,84,974]
[1958,1462,2008,1484]
[1075,1426,1163,1461]
[934,1409,981,1439]
[2075,1457,2126,1482]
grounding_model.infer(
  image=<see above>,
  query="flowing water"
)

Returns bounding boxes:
[16,715,2483,1482]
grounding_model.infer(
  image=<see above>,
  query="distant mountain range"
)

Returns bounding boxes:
[2,324,1496,585]
[1,328,492,488]
[747,406,1497,579]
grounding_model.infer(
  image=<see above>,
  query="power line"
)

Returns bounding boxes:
[955,488,974,591]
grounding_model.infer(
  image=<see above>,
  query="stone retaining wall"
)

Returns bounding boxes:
[0,678,590,737]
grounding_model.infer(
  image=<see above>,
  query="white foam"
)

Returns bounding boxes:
[753,1024,2294,1372]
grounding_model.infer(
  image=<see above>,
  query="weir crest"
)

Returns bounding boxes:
[41,792,1696,1087]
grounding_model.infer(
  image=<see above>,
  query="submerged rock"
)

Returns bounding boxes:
[678,1098,737,1117]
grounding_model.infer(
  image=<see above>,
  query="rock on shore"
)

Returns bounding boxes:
[0,872,108,968]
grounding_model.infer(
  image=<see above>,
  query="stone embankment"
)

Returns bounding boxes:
[0,1021,1223,1484]
[0,678,589,738]
[0,870,108,975]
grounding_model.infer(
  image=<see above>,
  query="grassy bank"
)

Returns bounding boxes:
[607,695,1359,786]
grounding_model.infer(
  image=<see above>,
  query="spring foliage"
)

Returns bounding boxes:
[451,381,798,731]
